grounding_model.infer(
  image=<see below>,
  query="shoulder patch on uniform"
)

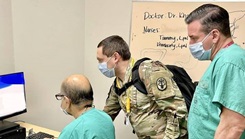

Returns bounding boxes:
[156,77,167,91]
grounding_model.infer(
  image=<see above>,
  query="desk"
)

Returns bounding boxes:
[17,122,60,138]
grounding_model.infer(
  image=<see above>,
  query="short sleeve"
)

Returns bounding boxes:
[213,63,245,116]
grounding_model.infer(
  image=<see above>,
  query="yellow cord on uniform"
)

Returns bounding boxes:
[116,58,135,115]
[126,96,130,114]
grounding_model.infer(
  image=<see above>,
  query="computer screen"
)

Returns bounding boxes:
[0,72,27,121]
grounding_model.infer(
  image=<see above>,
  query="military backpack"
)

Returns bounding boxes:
[114,57,197,111]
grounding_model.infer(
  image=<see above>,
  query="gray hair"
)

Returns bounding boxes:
[185,3,231,37]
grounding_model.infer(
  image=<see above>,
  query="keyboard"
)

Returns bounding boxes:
[26,131,54,139]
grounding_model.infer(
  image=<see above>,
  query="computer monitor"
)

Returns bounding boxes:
[0,72,27,132]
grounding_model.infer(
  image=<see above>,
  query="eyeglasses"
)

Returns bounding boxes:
[55,94,65,100]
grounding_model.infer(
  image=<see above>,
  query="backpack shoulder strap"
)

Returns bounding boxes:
[113,57,151,96]
[132,57,151,95]
[114,78,134,96]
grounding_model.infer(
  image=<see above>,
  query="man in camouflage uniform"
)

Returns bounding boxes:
[96,35,188,139]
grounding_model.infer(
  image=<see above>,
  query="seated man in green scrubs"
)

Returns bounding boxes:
[56,74,115,139]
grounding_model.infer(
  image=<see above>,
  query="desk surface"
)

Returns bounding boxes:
[17,122,60,138]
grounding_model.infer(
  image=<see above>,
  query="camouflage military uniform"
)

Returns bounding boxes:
[104,58,188,139]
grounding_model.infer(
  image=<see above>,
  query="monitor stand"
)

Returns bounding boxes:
[0,120,20,133]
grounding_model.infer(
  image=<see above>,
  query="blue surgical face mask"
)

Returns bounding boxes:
[60,106,69,115]
[98,57,116,78]
[60,97,71,115]
[189,32,212,61]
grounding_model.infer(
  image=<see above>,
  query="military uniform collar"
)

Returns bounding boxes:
[116,58,135,88]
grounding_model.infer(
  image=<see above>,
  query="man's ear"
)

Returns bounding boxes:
[212,29,220,43]
[64,96,71,106]
[113,52,121,62]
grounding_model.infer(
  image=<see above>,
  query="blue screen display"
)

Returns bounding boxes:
[0,72,27,120]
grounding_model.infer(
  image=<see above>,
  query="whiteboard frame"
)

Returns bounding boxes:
[133,0,245,1]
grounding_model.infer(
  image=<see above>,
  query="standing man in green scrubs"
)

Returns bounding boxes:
[185,3,245,139]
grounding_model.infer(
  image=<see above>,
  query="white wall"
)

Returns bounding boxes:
[11,0,84,135]
[0,0,14,74]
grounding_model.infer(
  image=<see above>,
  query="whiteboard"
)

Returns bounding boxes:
[129,2,245,81]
